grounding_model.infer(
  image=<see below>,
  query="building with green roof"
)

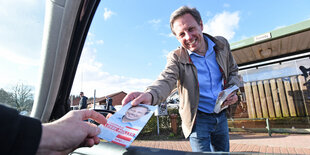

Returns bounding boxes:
[228,20,310,133]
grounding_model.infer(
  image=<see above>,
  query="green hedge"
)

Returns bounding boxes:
[137,108,184,139]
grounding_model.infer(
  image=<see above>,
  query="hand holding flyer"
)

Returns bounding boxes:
[214,85,239,114]
[98,103,156,148]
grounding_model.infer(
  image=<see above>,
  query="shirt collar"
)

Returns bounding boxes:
[187,34,216,57]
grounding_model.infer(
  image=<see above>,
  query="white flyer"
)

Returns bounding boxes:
[214,85,239,113]
[98,102,156,148]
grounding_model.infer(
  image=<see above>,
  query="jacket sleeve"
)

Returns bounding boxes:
[0,104,42,154]
[227,41,243,88]
[218,36,243,88]
[145,51,179,105]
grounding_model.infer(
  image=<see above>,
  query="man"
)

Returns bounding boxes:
[79,92,88,109]
[0,104,107,154]
[122,6,242,152]
[122,104,150,123]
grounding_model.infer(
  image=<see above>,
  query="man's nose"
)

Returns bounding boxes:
[184,32,192,40]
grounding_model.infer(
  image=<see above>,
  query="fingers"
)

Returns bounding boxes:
[79,120,102,148]
[131,93,152,106]
[85,122,101,137]
[122,92,145,106]
[122,92,141,106]
[106,113,113,119]
[81,136,101,148]
[93,136,101,144]
[131,96,143,106]
[230,94,238,103]
[222,100,232,108]
[222,94,238,108]
[82,110,107,125]
[225,92,236,102]
[221,103,227,108]
[82,138,95,147]
[226,92,235,99]
[85,138,95,147]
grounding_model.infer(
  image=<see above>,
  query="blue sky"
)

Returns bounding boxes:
[1,0,310,97]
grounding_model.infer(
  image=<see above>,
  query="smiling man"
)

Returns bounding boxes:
[122,6,242,152]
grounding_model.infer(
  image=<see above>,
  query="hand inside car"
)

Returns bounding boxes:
[37,110,107,154]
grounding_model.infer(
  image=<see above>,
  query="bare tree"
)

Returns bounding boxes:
[10,83,34,112]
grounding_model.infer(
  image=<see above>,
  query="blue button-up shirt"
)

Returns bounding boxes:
[188,36,223,113]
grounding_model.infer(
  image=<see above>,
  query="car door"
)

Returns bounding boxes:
[31,0,100,122]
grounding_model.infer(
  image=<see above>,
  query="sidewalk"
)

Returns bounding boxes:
[131,132,310,154]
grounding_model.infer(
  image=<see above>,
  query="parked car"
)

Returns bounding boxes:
[114,105,122,111]
[165,88,179,109]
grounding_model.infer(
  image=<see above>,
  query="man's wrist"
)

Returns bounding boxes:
[147,92,154,105]
[37,124,56,154]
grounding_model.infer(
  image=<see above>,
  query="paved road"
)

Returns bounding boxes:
[132,132,310,154]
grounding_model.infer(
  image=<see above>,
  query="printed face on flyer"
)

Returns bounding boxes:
[123,106,149,122]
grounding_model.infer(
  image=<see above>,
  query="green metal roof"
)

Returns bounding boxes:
[230,19,310,50]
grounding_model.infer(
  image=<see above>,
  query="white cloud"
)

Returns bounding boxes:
[205,11,212,17]
[0,47,39,66]
[203,11,240,41]
[240,35,249,40]
[72,54,153,96]
[159,32,175,38]
[86,33,104,46]
[168,33,175,38]
[0,0,44,89]
[103,8,114,20]
[0,0,39,11]
[71,34,153,97]
[274,25,286,30]
[223,3,230,8]
[162,49,170,59]
[148,19,161,24]
[148,19,161,30]
[96,40,104,44]
[0,0,44,56]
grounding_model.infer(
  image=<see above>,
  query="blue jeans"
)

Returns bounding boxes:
[189,110,229,152]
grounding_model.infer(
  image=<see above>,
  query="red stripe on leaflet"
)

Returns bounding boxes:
[116,134,132,141]
[126,126,139,131]
[111,140,126,147]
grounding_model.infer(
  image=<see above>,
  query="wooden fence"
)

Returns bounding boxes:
[244,75,310,119]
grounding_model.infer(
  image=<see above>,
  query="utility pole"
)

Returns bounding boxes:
[93,89,96,109]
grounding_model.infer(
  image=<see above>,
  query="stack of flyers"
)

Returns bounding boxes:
[214,85,239,113]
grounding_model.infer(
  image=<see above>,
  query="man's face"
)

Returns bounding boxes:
[172,13,205,53]
[124,106,148,121]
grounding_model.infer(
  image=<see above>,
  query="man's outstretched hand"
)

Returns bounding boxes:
[122,92,152,106]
